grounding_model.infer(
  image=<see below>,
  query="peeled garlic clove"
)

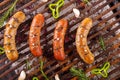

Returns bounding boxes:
[41,0,48,2]
[18,70,26,80]
[73,8,80,18]
[55,74,60,80]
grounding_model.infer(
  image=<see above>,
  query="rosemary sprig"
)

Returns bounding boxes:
[99,36,106,50]
[0,0,18,28]
[70,67,89,80]
[40,60,49,80]
[26,60,31,70]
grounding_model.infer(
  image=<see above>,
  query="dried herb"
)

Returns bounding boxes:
[70,67,89,80]
[99,36,106,50]
[40,60,49,80]
[0,0,18,28]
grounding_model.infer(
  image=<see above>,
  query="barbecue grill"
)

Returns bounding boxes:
[0,0,120,80]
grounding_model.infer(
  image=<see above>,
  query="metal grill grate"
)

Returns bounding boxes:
[0,0,120,80]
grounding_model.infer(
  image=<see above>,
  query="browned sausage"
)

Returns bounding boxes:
[53,19,68,61]
[29,14,44,56]
[76,18,94,64]
[4,11,26,61]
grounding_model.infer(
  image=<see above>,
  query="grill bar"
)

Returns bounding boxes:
[16,0,37,12]
[0,0,10,7]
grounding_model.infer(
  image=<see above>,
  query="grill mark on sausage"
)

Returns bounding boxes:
[56,26,63,32]
[6,49,15,53]
[12,17,20,23]
[5,34,12,38]
[79,45,86,48]
[30,34,38,38]
[54,38,61,41]
[4,43,12,46]
[7,24,16,29]
[35,25,40,28]
[82,26,89,30]
[54,46,62,51]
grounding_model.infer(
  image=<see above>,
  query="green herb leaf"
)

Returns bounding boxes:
[0,46,5,55]
[26,60,31,70]
[99,36,106,50]
[70,67,89,80]
[0,0,18,28]
[40,60,49,80]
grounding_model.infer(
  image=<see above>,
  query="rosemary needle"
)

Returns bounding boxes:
[70,67,89,80]
[99,36,106,50]
[26,60,31,70]
[0,0,18,28]
[40,60,49,80]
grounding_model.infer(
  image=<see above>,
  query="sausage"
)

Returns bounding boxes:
[75,18,94,64]
[4,11,26,61]
[53,19,68,61]
[29,14,44,56]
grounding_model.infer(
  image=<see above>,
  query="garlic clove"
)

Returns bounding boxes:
[73,8,80,18]
[41,0,48,2]
[18,70,26,80]
[55,74,60,80]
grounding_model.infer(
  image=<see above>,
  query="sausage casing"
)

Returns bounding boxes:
[53,19,68,61]
[4,11,26,61]
[76,18,94,64]
[29,14,44,56]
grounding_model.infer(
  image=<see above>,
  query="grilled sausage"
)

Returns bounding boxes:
[76,18,94,64]
[4,11,26,61]
[53,19,68,61]
[29,14,44,56]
